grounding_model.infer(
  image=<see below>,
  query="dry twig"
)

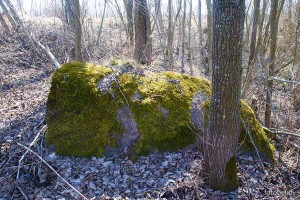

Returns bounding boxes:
[17,143,89,200]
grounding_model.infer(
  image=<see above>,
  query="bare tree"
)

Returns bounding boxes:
[134,0,152,64]
[265,0,283,127]
[205,0,212,75]
[243,0,261,97]
[72,0,83,61]
[124,0,134,45]
[0,0,17,29]
[96,0,107,44]
[154,0,165,51]
[187,0,193,75]
[166,0,182,69]
[198,0,203,66]
[63,0,83,61]
[181,0,187,73]
[204,0,245,191]
[0,11,10,33]
[166,0,173,69]
[3,0,20,25]
[256,0,267,55]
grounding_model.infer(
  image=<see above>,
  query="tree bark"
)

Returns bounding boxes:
[71,0,83,61]
[154,0,165,50]
[205,0,212,75]
[256,0,267,55]
[96,0,107,44]
[198,0,203,66]
[134,0,152,64]
[204,0,245,191]
[187,0,193,75]
[243,0,261,97]
[124,0,134,45]
[166,0,182,69]
[293,1,300,74]
[0,11,10,33]
[0,0,16,29]
[265,0,280,128]
[181,0,187,74]
[3,0,20,25]
[166,0,173,69]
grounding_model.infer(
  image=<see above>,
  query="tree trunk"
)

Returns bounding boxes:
[0,0,16,29]
[205,0,212,75]
[181,0,187,74]
[265,0,280,128]
[64,0,74,28]
[134,0,152,64]
[3,0,20,26]
[293,1,300,72]
[96,0,107,44]
[0,11,10,33]
[0,76,3,107]
[243,0,261,97]
[187,0,193,75]
[154,0,165,50]
[124,0,134,45]
[166,0,173,69]
[256,0,267,55]
[198,0,203,66]
[71,0,83,61]
[204,0,245,191]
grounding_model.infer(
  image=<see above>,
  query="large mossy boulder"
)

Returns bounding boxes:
[46,62,275,161]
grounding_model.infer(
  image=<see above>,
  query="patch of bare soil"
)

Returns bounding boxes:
[0,33,299,199]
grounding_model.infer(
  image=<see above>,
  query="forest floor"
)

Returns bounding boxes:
[0,33,300,199]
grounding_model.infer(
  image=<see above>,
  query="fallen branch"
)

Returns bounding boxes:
[17,143,89,200]
[263,126,300,138]
[30,34,61,69]
[17,124,46,179]
[268,77,300,85]
[16,185,28,200]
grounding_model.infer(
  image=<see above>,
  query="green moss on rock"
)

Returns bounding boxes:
[239,101,276,162]
[46,62,122,157]
[46,62,275,161]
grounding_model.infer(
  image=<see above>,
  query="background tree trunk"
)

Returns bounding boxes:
[205,0,212,75]
[96,0,107,44]
[124,0,134,45]
[166,0,173,69]
[3,0,20,25]
[0,0,17,29]
[204,0,245,191]
[154,0,165,50]
[256,0,267,55]
[0,11,10,33]
[71,0,83,62]
[181,0,187,73]
[187,0,193,75]
[265,0,281,127]
[134,0,152,64]
[243,0,261,97]
[198,0,203,67]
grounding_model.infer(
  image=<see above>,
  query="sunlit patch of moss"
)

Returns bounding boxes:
[46,62,122,157]
[117,71,211,155]
[109,58,120,66]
